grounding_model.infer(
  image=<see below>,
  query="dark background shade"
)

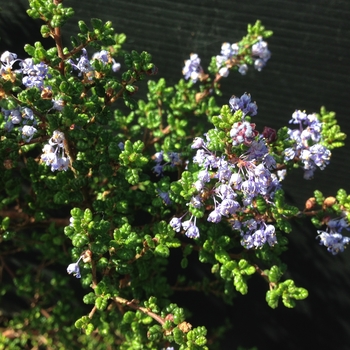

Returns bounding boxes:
[1,1,350,349]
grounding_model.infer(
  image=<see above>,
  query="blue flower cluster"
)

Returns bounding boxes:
[182,37,271,82]
[1,106,37,142]
[0,51,50,89]
[216,42,240,77]
[170,94,280,248]
[68,48,121,79]
[182,53,203,83]
[284,110,331,179]
[0,51,21,82]
[170,215,200,239]
[20,58,50,89]
[153,150,182,176]
[40,130,70,172]
[1,48,121,150]
[317,216,350,255]
[251,38,271,72]
[1,49,120,116]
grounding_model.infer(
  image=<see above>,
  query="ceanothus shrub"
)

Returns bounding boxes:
[0,0,347,349]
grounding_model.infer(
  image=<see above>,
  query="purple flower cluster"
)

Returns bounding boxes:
[92,50,121,72]
[1,106,37,142]
[238,219,277,249]
[1,51,50,90]
[284,110,331,179]
[251,37,271,72]
[153,151,182,176]
[0,51,21,83]
[170,215,200,239]
[170,94,279,248]
[69,48,93,77]
[40,130,70,171]
[69,48,121,79]
[215,42,240,77]
[317,217,350,255]
[215,38,270,77]
[1,51,60,114]
[182,53,203,83]
[19,58,49,89]
[229,93,258,116]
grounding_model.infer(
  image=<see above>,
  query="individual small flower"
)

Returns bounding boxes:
[186,225,200,239]
[52,98,65,111]
[207,209,222,223]
[9,109,22,124]
[197,169,211,183]
[277,169,287,181]
[168,152,181,166]
[190,195,203,208]
[0,51,21,81]
[76,51,93,74]
[154,151,164,163]
[49,130,65,145]
[68,48,94,77]
[67,256,83,278]
[191,137,205,149]
[170,217,182,232]
[238,64,248,75]
[4,120,14,132]
[52,155,70,172]
[21,107,35,123]
[20,125,37,142]
[111,60,121,72]
[157,189,172,206]
[0,51,17,65]
[218,66,229,77]
[152,163,164,176]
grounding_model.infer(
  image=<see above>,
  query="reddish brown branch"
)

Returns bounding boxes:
[112,296,166,326]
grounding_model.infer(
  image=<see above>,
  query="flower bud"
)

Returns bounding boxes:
[262,126,277,143]
[323,196,337,208]
[305,197,316,210]
[178,321,192,333]
[164,314,174,322]
[82,249,92,263]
